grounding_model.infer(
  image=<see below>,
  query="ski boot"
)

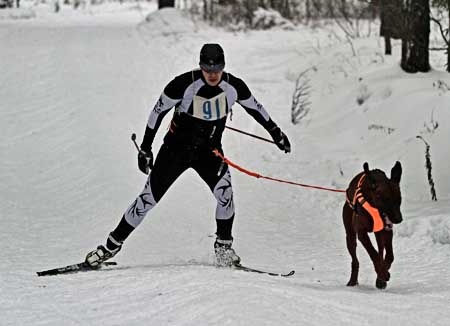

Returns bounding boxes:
[85,245,120,268]
[214,237,240,267]
[85,233,122,268]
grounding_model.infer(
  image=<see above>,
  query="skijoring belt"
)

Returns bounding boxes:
[167,119,221,149]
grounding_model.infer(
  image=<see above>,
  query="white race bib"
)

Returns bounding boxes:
[192,93,227,121]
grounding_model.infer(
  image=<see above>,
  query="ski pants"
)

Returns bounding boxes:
[111,143,236,243]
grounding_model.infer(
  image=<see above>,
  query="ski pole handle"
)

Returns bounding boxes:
[131,133,141,152]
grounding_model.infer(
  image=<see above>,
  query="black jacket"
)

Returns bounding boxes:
[141,69,277,151]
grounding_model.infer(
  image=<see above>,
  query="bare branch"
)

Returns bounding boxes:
[431,16,450,46]
[291,69,312,125]
[416,135,438,201]
[334,18,356,38]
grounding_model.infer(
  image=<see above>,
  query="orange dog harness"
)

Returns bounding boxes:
[346,174,384,232]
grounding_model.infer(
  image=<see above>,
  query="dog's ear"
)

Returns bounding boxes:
[391,161,402,184]
[363,162,369,173]
[363,162,377,190]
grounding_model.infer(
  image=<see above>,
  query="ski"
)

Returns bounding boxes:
[233,263,295,277]
[37,261,117,276]
[37,261,294,277]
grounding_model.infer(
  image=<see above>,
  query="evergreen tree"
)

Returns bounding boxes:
[159,0,175,9]
[401,0,431,73]
[380,0,403,55]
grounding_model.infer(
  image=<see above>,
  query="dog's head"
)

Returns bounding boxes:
[363,161,403,224]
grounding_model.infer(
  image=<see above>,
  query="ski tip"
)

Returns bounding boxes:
[233,263,295,278]
[284,270,295,277]
[36,261,118,277]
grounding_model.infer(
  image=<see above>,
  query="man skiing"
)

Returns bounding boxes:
[85,43,291,268]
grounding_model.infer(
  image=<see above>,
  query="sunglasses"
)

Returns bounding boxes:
[200,63,225,73]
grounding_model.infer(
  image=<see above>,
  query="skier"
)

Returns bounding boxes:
[85,43,291,268]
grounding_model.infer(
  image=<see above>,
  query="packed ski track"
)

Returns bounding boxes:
[1,2,450,325]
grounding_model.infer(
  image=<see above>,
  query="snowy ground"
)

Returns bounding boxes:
[1,2,450,325]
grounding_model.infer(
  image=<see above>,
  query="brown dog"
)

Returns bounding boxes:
[343,161,402,289]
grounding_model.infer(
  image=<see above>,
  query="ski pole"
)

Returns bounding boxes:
[225,126,275,144]
[131,133,140,152]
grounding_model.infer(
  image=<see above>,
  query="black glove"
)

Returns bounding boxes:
[138,149,153,175]
[269,127,291,153]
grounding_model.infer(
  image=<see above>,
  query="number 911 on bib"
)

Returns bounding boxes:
[193,93,228,121]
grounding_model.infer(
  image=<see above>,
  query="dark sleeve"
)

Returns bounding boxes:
[229,74,277,131]
[140,72,194,151]
[163,71,194,100]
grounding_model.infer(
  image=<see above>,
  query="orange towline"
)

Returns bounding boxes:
[212,149,346,193]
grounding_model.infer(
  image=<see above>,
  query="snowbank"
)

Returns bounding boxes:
[1,7,450,326]
[0,7,36,20]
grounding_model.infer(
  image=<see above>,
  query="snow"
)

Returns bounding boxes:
[1,2,450,325]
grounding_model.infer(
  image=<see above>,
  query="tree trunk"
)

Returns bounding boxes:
[326,0,335,18]
[339,0,348,18]
[401,0,430,73]
[380,0,401,55]
[447,46,449,73]
[380,1,402,37]
[448,0,450,72]
[370,0,379,20]
[401,37,407,65]
[159,0,175,9]
[203,0,208,21]
[305,0,311,23]
[244,0,255,25]
[384,36,392,55]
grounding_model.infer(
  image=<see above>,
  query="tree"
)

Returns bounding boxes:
[401,0,431,73]
[431,0,450,72]
[379,0,403,55]
[159,0,175,9]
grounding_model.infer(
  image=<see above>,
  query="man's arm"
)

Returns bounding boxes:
[238,95,277,131]
[231,74,291,153]
[137,91,179,175]
[140,73,189,151]
[140,92,180,152]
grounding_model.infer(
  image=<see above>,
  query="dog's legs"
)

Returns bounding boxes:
[357,231,388,284]
[346,231,359,286]
[384,230,394,270]
[343,205,359,286]
[374,231,390,289]
[375,232,390,280]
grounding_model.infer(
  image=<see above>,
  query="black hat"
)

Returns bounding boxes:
[199,43,225,72]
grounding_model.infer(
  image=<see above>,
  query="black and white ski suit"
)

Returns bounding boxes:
[110,69,281,244]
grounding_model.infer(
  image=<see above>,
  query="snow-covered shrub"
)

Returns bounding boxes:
[429,217,450,245]
[193,1,251,30]
[0,8,36,20]
[368,124,396,135]
[252,7,295,30]
[356,83,371,105]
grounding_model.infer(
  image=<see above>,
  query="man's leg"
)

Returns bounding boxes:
[212,169,235,240]
[86,144,189,266]
[193,149,235,238]
[211,169,240,266]
[193,149,239,266]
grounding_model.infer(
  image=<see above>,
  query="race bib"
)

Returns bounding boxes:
[192,93,227,121]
